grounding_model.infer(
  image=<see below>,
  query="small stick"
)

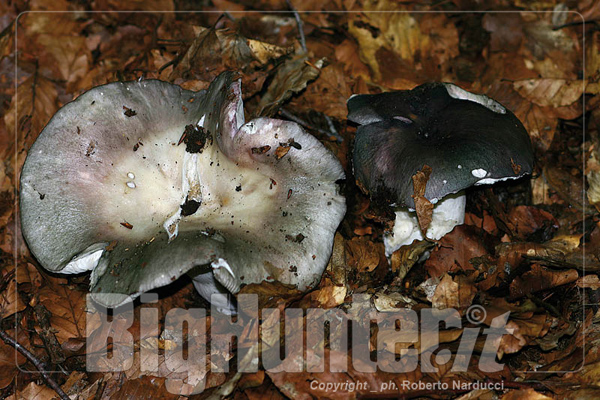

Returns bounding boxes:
[285,0,307,53]
[0,329,70,400]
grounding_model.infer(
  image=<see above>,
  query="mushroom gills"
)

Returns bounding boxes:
[384,191,466,257]
[192,271,238,315]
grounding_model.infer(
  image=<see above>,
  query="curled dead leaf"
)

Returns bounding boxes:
[411,165,433,237]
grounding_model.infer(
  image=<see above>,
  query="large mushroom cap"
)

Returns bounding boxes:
[20,72,346,307]
[348,83,534,208]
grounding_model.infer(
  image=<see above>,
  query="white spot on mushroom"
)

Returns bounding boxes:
[475,176,520,186]
[442,179,447,184]
[443,83,506,114]
[211,258,235,278]
[163,210,181,242]
[457,165,462,169]
[63,248,104,274]
[126,181,136,189]
[127,172,135,179]
[471,168,487,178]
[393,116,412,124]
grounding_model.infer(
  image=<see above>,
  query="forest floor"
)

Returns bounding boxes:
[0,0,599,399]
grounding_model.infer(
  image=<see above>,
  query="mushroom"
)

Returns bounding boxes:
[348,83,534,257]
[20,72,346,312]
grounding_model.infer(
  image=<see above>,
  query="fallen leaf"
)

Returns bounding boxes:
[509,264,579,300]
[12,382,58,400]
[431,273,477,311]
[497,314,552,356]
[507,205,559,241]
[0,273,26,320]
[256,55,324,117]
[38,280,87,345]
[0,329,29,390]
[345,236,382,273]
[390,240,435,282]
[4,74,59,155]
[501,388,553,400]
[576,275,600,289]
[514,78,584,108]
[425,225,496,278]
[411,165,434,236]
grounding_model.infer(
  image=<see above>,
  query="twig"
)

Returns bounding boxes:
[324,114,343,142]
[0,329,70,400]
[33,304,65,364]
[285,0,307,53]
[527,293,562,318]
[553,19,599,31]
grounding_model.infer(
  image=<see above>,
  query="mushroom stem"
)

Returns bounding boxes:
[384,191,466,258]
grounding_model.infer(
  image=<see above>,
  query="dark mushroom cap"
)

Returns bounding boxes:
[348,83,534,209]
[20,72,345,307]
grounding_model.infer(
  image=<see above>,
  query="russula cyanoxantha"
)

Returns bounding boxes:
[20,72,346,311]
[348,83,534,257]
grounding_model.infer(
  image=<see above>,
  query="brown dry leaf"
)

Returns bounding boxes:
[345,236,381,273]
[107,375,180,399]
[0,276,26,320]
[311,285,347,308]
[536,322,577,351]
[513,79,585,108]
[498,314,552,356]
[0,329,28,390]
[417,14,460,79]
[482,13,524,52]
[509,264,579,300]
[11,382,58,400]
[290,62,353,120]
[464,211,498,236]
[501,388,553,400]
[523,19,577,66]
[19,9,82,36]
[586,31,600,82]
[587,150,600,209]
[544,164,592,213]
[15,262,43,290]
[576,275,600,289]
[86,310,137,372]
[507,205,558,241]
[93,0,175,13]
[324,233,348,287]
[4,74,59,155]
[0,21,14,59]
[411,165,434,236]
[431,273,477,311]
[334,38,371,83]
[348,10,420,82]
[485,81,581,152]
[170,25,289,97]
[36,34,91,90]
[60,371,91,398]
[38,280,87,345]
[256,55,324,117]
[373,291,416,312]
[390,240,435,282]
[268,352,350,400]
[238,281,302,310]
[425,225,495,278]
[247,38,291,64]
